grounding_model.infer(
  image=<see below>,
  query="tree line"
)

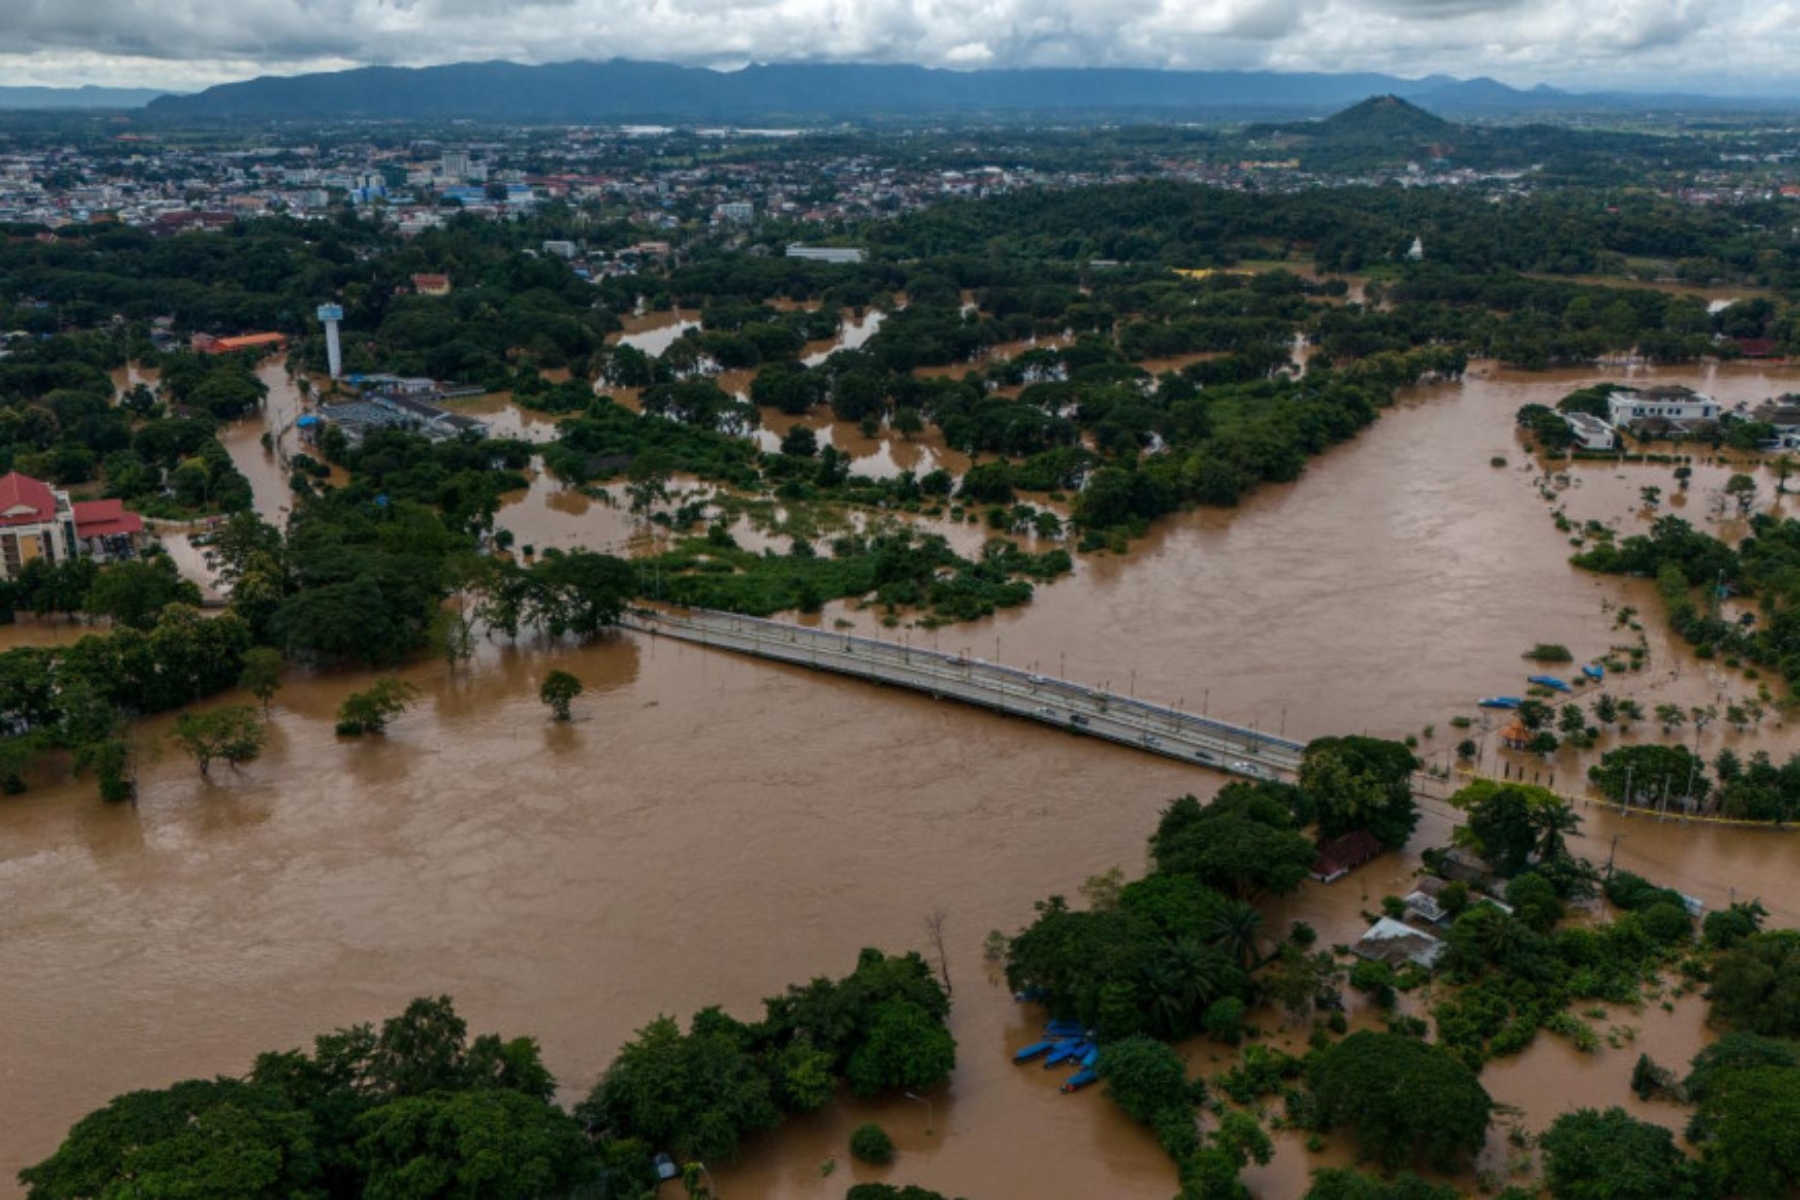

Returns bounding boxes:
[19,946,955,1199]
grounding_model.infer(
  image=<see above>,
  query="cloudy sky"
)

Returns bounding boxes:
[3,0,1796,94]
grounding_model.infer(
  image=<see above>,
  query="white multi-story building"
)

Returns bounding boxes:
[1607,385,1721,430]
[0,471,76,579]
[1561,411,1617,451]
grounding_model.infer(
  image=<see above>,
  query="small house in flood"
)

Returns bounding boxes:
[1310,829,1385,883]
[1353,916,1446,970]
[1560,411,1616,451]
[1497,719,1532,750]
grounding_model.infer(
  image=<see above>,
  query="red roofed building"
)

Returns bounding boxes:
[192,332,288,356]
[411,273,452,297]
[1310,829,1386,883]
[0,471,77,579]
[73,499,146,563]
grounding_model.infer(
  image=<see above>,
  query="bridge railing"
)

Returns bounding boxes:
[630,606,1305,769]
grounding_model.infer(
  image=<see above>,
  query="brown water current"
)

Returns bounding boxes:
[610,308,702,356]
[9,360,1800,1195]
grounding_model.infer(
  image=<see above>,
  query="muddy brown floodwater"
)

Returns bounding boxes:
[9,361,1800,1197]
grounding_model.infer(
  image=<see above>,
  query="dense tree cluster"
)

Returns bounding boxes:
[20,996,616,1200]
[1683,1034,1800,1198]
[1539,1106,1704,1200]
[1308,1032,1492,1171]
[1708,931,1800,1038]
[581,948,954,1163]
[861,181,1800,290]
[24,950,952,1198]
[1576,513,1800,698]
[1428,859,1691,1067]
[0,604,252,794]
[1298,735,1420,847]
[0,335,256,514]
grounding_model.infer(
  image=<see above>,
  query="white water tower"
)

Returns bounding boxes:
[317,303,344,379]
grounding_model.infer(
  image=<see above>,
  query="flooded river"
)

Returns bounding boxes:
[9,360,1800,1195]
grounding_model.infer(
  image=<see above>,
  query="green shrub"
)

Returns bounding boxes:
[1203,997,1245,1045]
[850,1123,895,1165]
[1348,960,1398,1009]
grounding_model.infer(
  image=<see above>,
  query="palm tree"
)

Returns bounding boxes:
[1143,956,1182,1036]
[1529,800,1582,863]
[1146,937,1228,1039]
[1476,911,1528,964]
[1208,900,1264,974]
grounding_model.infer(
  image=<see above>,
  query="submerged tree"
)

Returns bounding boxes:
[238,647,286,716]
[538,670,583,721]
[169,705,267,778]
[336,678,422,736]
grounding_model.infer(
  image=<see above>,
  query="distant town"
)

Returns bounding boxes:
[7,106,1800,255]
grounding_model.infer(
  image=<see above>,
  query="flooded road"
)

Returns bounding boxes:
[9,360,1800,1195]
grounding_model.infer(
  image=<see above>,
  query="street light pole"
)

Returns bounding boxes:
[904,1091,936,1135]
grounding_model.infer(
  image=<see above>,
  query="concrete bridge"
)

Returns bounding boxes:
[623,607,1306,779]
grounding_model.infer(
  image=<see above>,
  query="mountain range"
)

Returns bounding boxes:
[0,85,171,110]
[137,59,1748,123]
[0,60,1771,122]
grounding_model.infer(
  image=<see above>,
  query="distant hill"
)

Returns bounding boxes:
[1319,94,1454,139]
[1239,96,1472,170]
[0,85,168,110]
[146,59,1542,123]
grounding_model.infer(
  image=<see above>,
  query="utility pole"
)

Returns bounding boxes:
[904,1092,936,1136]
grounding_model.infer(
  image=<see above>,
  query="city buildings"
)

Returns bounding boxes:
[0,471,77,579]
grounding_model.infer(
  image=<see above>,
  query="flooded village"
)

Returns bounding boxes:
[13,88,1800,1199]
[5,321,1800,1195]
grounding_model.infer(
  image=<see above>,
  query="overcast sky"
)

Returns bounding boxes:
[2,0,1795,94]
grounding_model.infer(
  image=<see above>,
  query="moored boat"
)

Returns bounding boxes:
[1062,1067,1099,1092]
[1013,1039,1057,1063]
[1527,675,1572,693]
[1478,696,1522,709]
